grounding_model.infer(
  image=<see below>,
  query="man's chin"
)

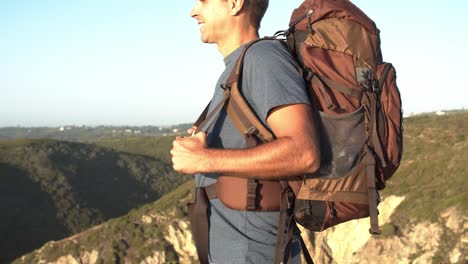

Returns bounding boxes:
[200,37,214,44]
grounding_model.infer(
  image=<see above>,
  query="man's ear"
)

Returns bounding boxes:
[229,0,246,16]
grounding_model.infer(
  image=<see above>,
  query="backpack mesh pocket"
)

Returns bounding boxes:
[312,105,366,179]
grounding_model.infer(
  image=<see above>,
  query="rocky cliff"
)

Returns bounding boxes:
[14,193,466,264]
[13,112,468,263]
[301,196,467,263]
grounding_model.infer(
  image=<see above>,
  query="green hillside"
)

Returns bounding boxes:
[14,180,196,264]
[0,124,192,141]
[384,111,467,225]
[10,111,468,263]
[93,135,175,164]
[0,138,190,263]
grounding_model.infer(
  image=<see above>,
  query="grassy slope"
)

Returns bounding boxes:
[12,111,468,263]
[13,180,195,264]
[0,137,190,263]
[383,112,467,225]
[93,135,176,164]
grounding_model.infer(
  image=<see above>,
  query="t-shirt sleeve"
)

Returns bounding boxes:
[241,41,310,126]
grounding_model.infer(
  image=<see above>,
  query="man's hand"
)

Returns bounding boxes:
[171,131,208,174]
[187,126,197,136]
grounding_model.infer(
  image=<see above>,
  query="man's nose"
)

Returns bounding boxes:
[190,2,199,18]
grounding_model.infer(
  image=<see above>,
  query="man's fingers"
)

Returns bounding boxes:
[187,126,198,135]
[194,131,207,138]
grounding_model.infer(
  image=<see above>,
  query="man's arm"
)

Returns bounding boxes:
[171,103,320,179]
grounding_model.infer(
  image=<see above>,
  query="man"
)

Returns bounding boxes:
[171,0,320,263]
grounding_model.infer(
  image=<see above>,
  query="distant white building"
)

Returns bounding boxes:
[59,127,65,132]
[436,111,446,116]
[173,128,179,133]
[403,112,414,118]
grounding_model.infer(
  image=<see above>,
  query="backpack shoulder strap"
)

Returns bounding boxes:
[193,88,231,134]
[224,37,277,145]
[228,39,315,263]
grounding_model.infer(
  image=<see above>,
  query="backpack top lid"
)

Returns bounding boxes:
[290,0,379,35]
[289,0,383,71]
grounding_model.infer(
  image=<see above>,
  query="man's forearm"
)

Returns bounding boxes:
[199,136,319,179]
[171,104,320,177]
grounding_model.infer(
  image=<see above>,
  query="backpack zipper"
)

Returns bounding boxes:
[289,9,314,30]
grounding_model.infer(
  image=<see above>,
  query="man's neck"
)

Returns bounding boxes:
[217,28,259,58]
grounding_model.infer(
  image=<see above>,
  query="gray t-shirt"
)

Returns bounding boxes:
[195,40,309,263]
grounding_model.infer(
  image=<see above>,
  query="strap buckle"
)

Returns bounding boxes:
[246,180,258,210]
[246,126,259,136]
[221,84,231,90]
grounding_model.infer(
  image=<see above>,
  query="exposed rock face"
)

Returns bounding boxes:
[349,222,444,264]
[301,195,406,263]
[299,196,467,264]
[79,250,99,264]
[164,220,197,263]
[441,207,465,233]
[157,194,466,264]
[139,251,165,264]
[445,208,468,264]
[44,250,99,264]
[51,255,80,264]
[16,195,467,264]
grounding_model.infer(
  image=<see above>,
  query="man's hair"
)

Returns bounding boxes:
[243,0,269,30]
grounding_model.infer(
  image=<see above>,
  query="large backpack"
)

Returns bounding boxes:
[189,0,403,263]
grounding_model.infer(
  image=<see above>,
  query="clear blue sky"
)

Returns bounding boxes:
[2,0,467,127]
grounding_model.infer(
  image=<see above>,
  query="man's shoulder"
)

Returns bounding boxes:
[244,39,291,62]
[249,39,286,51]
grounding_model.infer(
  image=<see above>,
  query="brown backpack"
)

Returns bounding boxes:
[189,0,403,263]
[283,0,403,235]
